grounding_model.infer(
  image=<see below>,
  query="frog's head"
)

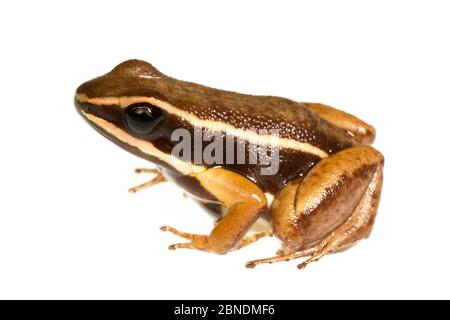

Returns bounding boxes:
[76,59,165,99]
[74,60,203,174]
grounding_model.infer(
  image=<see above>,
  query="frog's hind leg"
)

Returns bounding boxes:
[246,146,384,269]
[128,168,166,193]
[303,102,376,145]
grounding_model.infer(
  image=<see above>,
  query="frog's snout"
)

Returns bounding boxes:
[73,86,88,116]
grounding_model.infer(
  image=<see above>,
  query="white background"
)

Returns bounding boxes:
[0,0,449,299]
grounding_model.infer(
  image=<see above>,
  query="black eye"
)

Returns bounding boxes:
[124,103,165,136]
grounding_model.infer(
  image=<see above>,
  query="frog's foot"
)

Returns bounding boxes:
[128,168,166,193]
[160,225,208,251]
[246,246,320,269]
[249,239,353,269]
[160,225,271,253]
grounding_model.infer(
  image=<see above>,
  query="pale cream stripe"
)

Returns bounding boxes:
[81,111,206,175]
[76,94,329,158]
[265,192,274,206]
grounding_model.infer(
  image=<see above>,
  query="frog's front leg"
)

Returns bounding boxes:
[161,168,270,254]
[128,168,166,193]
[246,146,384,269]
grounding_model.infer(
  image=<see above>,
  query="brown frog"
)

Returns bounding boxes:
[75,60,384,269]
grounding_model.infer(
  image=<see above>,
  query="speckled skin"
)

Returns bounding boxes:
[77,60,354,149]
[75,60,384,268]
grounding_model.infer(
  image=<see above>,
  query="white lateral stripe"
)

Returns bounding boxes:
[81,111,206,175]
[77,94,329,158]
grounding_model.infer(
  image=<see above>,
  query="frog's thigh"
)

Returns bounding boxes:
[247,146,384,268]
[303,102,376,145]
[293,162,383,269]
[162,168,269,254]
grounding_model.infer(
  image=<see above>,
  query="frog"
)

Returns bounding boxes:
[75,60,384,269]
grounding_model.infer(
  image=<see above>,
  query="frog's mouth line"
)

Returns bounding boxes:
[80,110,206,176]
[75,93,329,159]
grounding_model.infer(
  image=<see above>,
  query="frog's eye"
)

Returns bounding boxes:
[124,103,165,136]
